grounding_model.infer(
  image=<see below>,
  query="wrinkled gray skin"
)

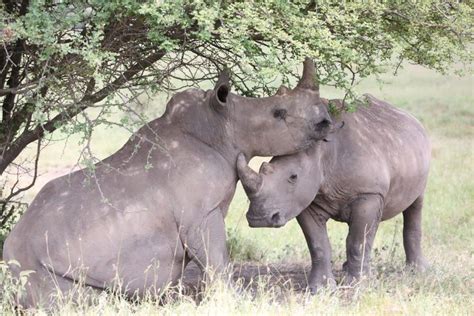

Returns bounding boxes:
[237,95,431,293]
[3,59,333,308]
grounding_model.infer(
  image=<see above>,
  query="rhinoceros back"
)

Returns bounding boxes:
[345,94,430,220]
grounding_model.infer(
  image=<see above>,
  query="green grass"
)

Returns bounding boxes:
[1,64,473,314]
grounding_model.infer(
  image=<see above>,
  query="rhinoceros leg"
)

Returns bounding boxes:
[3,244,86,309]
[9,262,55,309]
[343,194,382,283]
[12,262,102,309]
[296,204,335,294]
[184,208,229,282]
[403,195,429,271]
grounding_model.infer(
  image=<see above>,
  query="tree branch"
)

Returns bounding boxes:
[0,50,166,175]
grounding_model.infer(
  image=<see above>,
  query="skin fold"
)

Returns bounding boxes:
[237,95,431,293]
[3,59,333,308]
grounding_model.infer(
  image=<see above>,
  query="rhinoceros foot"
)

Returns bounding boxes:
[406,257,430,273]
[308,277,337,295]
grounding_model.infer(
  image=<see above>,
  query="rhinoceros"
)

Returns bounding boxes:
[3,59,333,307]
[237,95,431,293]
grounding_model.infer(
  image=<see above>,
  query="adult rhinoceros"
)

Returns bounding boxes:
[3,59,333,307]
[237,95,431,293]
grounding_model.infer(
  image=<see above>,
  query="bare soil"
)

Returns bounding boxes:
[181,261,315,294]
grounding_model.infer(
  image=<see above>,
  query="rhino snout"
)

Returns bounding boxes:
[246,210,286,228]
[314,117,332,132]
[309,115,333,140]
[270,212,285,227]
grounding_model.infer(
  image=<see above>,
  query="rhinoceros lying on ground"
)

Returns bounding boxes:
[3,59,333,307]
[237,95,431,293]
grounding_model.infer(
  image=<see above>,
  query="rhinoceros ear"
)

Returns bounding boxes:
[296,57,319,93]
[212,68,231,108]
[275,85,290,96]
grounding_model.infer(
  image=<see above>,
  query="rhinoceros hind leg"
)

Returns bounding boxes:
[296,205,335,294]
[17,263,100,310]
[184,208,229,284]
[403,195,429,271]
[343,194,383,283]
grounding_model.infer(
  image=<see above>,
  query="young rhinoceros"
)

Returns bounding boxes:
[237,95,431,293]
[3,59,333,308]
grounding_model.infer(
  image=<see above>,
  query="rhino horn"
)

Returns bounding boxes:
[237,153,262,195]
[213,68,231,107]
[275,85,290,96]
[296,57,319,92]
[259,161,274,175]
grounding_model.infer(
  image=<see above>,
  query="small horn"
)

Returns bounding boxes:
[275,85,290,96]
[259,161,274,175]
[296,57,319,92]
[236,153,262,195]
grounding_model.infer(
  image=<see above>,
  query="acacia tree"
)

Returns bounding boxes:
[0,0,472,226]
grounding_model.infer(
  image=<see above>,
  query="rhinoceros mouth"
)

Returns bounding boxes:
[246,211,287,228]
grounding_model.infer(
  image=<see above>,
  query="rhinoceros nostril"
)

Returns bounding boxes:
[271,212,281,224]
[273,108,287,120]
[314,118,332,132]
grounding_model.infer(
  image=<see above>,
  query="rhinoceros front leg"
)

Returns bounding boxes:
[343,194,382,283]
[403,195,429,271]
[184,207,229,282]
[296,204,335,294]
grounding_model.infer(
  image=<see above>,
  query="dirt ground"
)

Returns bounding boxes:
[181,261,316,295]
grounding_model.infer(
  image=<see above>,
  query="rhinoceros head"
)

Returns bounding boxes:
[164,58,332,160]
[221,58,332,157]
[236,150,321,227]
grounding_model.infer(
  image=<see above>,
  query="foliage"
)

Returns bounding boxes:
[0,260,32,313]
[0,0,473,223]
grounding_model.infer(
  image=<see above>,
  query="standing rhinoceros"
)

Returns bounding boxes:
[237,95,431,293]
[3,59,333,307]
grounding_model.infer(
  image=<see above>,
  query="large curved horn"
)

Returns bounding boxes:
[236,153,262,195]
[296,57,319,92]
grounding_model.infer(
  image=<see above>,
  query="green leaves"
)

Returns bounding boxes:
[1,0,472,180]
[4,1,471,102]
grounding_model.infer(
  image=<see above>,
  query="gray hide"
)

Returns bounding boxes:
[3,59,332,307]
[237,95,431,293]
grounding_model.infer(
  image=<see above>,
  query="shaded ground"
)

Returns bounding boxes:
[181,262,317,294]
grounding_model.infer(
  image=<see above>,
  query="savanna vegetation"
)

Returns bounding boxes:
[0,0,473,314]
[1,62,473,316]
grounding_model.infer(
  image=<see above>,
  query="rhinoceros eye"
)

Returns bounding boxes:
[288,174,298,184]
[273,108,287,120]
